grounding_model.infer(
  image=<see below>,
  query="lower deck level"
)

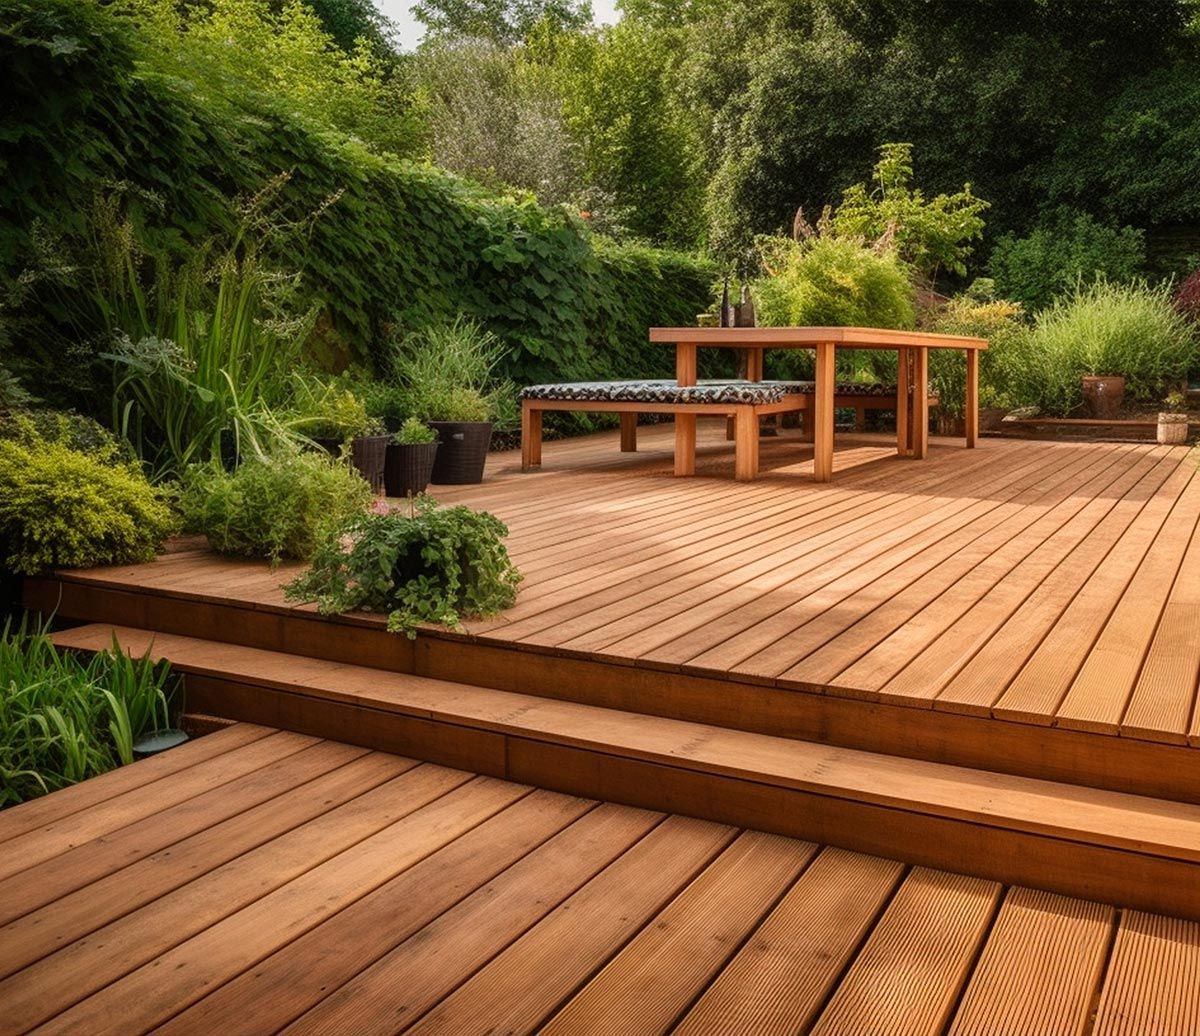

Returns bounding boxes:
[0,723,1195,1036]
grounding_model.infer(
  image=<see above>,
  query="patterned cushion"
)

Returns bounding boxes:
[765,381,899,397]
[520,380,787,405]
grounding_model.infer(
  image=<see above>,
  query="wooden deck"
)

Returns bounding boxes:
[2,721,1199,1036]
[26,424,1200,801]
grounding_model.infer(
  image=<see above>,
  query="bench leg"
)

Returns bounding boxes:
[521,404,542,470]
[734,407,759,481]
[674,414,696,476]
[620,412,638,452]
[854,405,866,432]
[725,415,735,441]
[800,408,813,442]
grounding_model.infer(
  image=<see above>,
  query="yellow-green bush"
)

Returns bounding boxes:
[0,437,176,574]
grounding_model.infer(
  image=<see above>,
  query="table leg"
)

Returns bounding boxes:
[676,342,698,386]
[913,346,930,460]
[521,403,542,470]
[965,348,979,448]
[814,341,836,482]
[674,415,696,476]
[620,412,638,452]
[747,348,764,381]
[896,347,911,458]
[734,407,758,480]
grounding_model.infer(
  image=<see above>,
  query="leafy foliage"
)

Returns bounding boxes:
[830,144,988,278]
[1175,267,1200,326]
[290,374,380,442]
[926,289,1028,417]
[393,417,438,444]
[1015,280,1196,415]
[179,452,373,564]
[0,620,175,807]
[990,209,1146,312]
[0,431,176,575]
[413,0,592,45]
[753,236,915,330]
[285,497,522,636]
[2,0,714,404]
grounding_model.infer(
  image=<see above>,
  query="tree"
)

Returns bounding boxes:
[413,0,592,45]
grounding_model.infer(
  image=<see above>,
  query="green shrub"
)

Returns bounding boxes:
[2,1,714,409]
[926,292,1029,417]
[289,374,380,443]
[0,435,176,575]
[753,236,916,330]
[285,496,522,636]
[393,417,437,445]
[990,209,1146,312]
[0,620,175,806]
[1014,280,1195,415]
[179,452,373,564]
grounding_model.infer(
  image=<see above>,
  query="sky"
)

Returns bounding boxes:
[374,0,622,51]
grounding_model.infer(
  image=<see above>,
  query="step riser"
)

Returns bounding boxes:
[183,670,1200,923]
[27,575,1200,806]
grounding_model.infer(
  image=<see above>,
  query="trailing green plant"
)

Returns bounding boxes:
[393,417,438,445]
[990,208,1146,312]
[284,496,522,636]
[1012,280,1196,415]
[0,432,177,575]
[0,619,175,807]
[179,452,373,564]
[752,235,916,331]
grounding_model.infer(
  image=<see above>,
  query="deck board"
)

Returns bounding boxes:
[4,723,1200,1034]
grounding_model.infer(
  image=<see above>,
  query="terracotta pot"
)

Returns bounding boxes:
[1080,376,1125,419]
[1157,412,1189,445]
[428,421,493,484]
[936,413,966,436]
[979,407,1008,432]
[384,441,439,496]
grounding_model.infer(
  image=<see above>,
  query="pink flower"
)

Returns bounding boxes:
[370,497,392,516]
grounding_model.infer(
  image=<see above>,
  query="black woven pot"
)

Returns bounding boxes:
[311,436,342,457]
[385,441,439,497]
[428,421,492,484]
[350,434,389,493]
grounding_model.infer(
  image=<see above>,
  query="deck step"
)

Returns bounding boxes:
[52,622,1200,921]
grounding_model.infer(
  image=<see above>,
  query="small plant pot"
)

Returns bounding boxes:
[1157,412,1190,445]
[350,434,389,493]
[385,441,439,497]
[1080,376,1126,419]
[936,412,966,436]
[979,407,1008,432]
[428,421,493,484]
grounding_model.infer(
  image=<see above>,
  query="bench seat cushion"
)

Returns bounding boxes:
[521,380,787,405]
[763,380,900,396]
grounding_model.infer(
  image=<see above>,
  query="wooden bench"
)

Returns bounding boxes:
[521,380,806,481]
[727,381,940,439]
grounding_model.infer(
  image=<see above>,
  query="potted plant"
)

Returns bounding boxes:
[1157,391,1190,444]
[385,418,439,497]
[385,318,514,486]
[296,378,389,491]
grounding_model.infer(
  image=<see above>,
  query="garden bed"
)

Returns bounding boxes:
[985,416,1199,443]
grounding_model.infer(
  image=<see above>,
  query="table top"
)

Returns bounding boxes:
[648,326,988,350]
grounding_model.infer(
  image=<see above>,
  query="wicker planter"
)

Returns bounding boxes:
[979,407,1008,431]
[350,434,388,493]
[384,441,439,497]
[1081,376,1125,419]
[1157,412,1189,445]
[428,421,493,484]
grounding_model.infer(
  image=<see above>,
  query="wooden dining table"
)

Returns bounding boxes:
[649,326,989,482]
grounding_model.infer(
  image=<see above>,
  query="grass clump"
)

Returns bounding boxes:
[0,621,175,807]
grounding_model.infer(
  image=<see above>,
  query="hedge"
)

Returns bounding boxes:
[0,0,714,391]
